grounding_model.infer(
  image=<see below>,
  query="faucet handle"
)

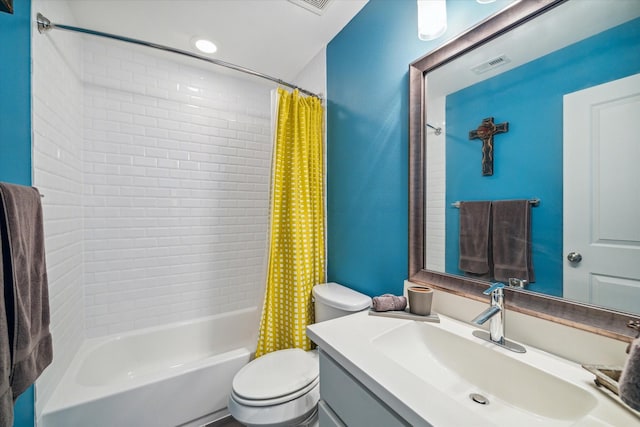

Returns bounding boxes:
[483,282,505,295]
[508,277,528,288]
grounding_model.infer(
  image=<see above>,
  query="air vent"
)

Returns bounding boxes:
[288,0,333,15]
[471,54,512,75]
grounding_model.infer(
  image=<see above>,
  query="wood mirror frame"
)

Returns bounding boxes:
[408,0,638,342]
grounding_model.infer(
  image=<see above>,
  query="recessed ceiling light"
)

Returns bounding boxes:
[192,37,217,54]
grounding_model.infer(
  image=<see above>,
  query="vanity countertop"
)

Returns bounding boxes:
[307,310,640,426]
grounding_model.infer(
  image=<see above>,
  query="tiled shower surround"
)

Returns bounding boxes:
[33,11,273,410]
[81,39,272,337]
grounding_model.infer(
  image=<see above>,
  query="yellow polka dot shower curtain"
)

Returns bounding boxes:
[255,88,325,357]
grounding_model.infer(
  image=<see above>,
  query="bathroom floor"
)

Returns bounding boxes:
[206,416,244,427]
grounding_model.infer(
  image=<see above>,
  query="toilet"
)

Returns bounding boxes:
[228,282,371,426]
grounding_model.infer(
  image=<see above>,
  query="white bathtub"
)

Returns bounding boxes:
[40,307,259,427]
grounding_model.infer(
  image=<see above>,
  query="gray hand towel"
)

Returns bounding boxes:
[458,201,492,277]
[492,200,534,283]
[371,294,407,312]
[0,183,53,407]
[620,337,640,411]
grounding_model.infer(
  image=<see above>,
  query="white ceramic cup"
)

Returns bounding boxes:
[408,286,433,316]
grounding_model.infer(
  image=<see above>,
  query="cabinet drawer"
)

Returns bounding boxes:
[319,351,409,427]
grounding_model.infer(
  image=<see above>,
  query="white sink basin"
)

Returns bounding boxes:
[372,321,598,425]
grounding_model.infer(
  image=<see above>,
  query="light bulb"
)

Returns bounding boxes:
[193,38,217,54]
[417,0,447,41]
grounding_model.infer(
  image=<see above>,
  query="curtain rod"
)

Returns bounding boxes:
[36,13,323,100]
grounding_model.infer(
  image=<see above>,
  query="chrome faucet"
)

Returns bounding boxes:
[472,282,505,342]
[471,282,526,353]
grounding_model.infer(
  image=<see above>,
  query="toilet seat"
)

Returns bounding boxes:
[232,348,319,406]
[232,377,319,406]
[228,382,320,427]
[229,349,320,426]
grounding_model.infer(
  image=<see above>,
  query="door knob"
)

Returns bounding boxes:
[567,251,582,263]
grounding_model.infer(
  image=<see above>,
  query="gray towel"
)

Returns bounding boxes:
[0,223,13,427]
[371,294,407,312]
[492,200,534,283]
[620,337,640,411]
[458,201,492,277]
[0,183,53,414]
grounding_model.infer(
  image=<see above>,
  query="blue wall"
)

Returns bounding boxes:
[444,18,640,296]
[326,0,514,297]
[0,0,35,426]
[0,0,32,186]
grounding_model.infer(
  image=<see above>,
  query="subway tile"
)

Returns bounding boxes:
[121,61,146,74]
[106,88,134,103]
[167,150,190,161]
[121,102,147,115]
[119,123,147,136]
[145,106,170,119]
[133,115,158,128]
[146,127,170,138]
[120,144,147,157]
[133,156,158,167]
[157,158,179,169]
[92,119,121,132]
[146,168,171,178]
[133,93,158,107]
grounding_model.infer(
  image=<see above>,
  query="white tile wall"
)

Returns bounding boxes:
[81,38,273,337]
[425,95,446,271]
[32,0,85,416]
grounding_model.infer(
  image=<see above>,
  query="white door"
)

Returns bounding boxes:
[563,73,640,315]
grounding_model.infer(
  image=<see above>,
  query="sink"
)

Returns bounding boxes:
[372,321,598,424]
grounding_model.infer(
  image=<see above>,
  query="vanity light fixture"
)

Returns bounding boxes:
[192,37,217,54]
[417,0,447,41]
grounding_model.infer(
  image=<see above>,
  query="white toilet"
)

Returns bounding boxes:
[228,282,371,426]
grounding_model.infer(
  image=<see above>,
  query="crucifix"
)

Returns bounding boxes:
[468,117,509,176]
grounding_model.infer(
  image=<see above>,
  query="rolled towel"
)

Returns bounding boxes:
[371,294,407,312]
[620,337,640,411]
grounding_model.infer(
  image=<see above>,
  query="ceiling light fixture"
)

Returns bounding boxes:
[477,0,497,3]
[417,0,447,41]
[192,37,217,54]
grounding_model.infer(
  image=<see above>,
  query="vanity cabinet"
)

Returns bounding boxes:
[317,400,345,427]
[318,350,410,427]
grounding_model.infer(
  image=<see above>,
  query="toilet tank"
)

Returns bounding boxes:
[312,282,371,323]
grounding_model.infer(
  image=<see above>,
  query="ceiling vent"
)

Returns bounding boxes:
[471,54,512,75]
[288,0,333,15]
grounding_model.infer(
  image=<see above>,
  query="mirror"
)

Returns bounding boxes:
[409,0,640,340]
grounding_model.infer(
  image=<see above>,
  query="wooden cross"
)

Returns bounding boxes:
[468,117,509,176]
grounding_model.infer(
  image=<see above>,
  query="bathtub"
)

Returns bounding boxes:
[40,307,259,427]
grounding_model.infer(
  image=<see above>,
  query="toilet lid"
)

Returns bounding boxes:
[233,348,319,401]
[312,282,371,311]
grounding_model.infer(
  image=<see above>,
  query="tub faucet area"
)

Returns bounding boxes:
[471,282,526,353]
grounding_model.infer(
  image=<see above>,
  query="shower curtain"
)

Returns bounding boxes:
[255,89,325,357]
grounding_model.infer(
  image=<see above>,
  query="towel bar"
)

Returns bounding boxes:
[451,198,540,208]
